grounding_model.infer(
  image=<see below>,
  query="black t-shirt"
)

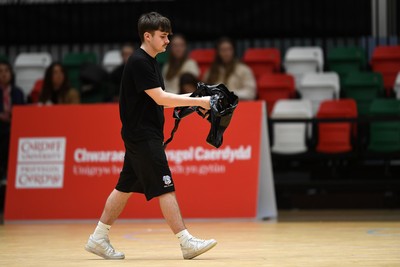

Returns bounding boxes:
[119,48,165,142]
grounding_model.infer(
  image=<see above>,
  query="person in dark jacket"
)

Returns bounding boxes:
[0,60,25,183]
[109,43,135,102]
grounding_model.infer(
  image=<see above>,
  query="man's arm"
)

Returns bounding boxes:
[145,87,210,109]
[163,92,193,108]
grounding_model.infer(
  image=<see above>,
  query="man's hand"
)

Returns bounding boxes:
[200,96,211,110]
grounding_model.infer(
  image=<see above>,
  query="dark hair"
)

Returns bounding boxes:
[179,72,198,94]
[179,72,198,87]
[0,60,15,86]
[138,11,172,43]
[165,33,189,80]
[206,36,238,85]
[39,62,71,103]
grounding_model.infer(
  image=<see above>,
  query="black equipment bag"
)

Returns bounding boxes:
[163,82,239,149]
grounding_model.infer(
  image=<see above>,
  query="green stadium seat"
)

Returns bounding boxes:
[0,54,8,63]
[62,52,98,90]
[327,46,367,86]
[156,50,169,69]
[342,71,384,116]
[367,98,400,153]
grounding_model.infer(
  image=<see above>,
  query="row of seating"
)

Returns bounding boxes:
[188,45,400,91]
[257,70,397,117]
[187,45,400,117]
[5,49,400,156]
[8,50,122,98]
[108,46,400,156]
[269,98,400,155]
[7,45,400,111]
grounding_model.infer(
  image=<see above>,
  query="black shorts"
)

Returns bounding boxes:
[115,139,175,200]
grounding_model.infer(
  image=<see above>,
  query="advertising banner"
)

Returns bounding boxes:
[4,101,276,221]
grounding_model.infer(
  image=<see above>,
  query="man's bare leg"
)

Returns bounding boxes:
[159,192,186,234]
[158,191,217,260]
[85,189,130,260]
[100,189,132,225]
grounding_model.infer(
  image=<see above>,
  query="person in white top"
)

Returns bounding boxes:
[203,36,257,101]
[162,33,200,94]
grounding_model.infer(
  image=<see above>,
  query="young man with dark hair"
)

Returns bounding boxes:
[85,11,217,260]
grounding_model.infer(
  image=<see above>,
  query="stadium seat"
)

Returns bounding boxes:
[367,98,400,153]
[283,46,324,88]
[14,52,52,96]
[370,45,400,96]
[242,47,281,81]
[189,48,216,80]
[327,46,367,85]
[316,99,357,153]
[394,72,400,99]
[156,50,169,69]
[297,72,340,115]
[102,50,122,72]
[342,71,384,116]
[256,73,295,115]
[62,52,98,89]
[0,54,8,62]
[270,99,313,154]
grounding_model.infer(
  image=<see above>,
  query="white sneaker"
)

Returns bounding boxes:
[85,235,125,260]
[181,237,217,260]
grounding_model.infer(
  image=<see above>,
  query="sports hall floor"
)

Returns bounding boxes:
[0,209,399,267]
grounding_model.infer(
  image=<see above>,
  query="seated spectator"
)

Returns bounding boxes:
[179,72,198,94]
[80,62,112,103]
[39,62,80,104]
[0,60,25,183]
[162,33,200,94]
[203,36,257,100]
[110,43,135,102]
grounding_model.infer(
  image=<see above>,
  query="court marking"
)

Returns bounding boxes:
[366,228,400,236]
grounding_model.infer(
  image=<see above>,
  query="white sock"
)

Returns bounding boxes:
[92,221,111,240]
[176,229,193,245]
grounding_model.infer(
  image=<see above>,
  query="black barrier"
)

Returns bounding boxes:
[0,0,371,45]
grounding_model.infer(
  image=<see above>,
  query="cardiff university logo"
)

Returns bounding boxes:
[16,137,66,189]
[163,175,172,187]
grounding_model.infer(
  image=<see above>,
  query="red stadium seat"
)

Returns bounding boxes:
[242,48,281,81]
[189,48,216,80]
[28,78,43,103]
[316,99,357,153]
[370,45,400,96]
[257,73,295,115]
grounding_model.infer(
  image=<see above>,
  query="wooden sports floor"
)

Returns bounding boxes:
[1,210,399,267]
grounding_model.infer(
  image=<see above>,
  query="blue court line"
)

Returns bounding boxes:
[366,228,400,236]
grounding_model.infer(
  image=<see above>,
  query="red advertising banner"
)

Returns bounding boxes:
[4,101,276,221]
